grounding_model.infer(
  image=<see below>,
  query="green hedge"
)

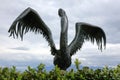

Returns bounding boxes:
[0,59,120,80]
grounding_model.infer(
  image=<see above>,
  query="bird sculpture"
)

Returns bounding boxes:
[8,7,106,70]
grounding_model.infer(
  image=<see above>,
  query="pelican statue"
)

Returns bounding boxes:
[8,7,106,70]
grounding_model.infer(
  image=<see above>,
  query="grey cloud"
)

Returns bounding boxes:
[0,58,53,71]
[73,0,120,44]
[0,51,54,71]
[10,47,29,51]
[84,55,120,67]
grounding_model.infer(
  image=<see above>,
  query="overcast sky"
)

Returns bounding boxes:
[0,0,120,70]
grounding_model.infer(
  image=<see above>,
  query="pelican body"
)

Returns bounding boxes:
[8,8,106,70]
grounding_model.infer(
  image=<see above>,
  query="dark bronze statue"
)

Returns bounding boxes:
[8,7,106,70]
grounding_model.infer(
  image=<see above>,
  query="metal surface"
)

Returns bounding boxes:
[8,8,106,70]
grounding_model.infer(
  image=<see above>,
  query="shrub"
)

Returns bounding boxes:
[0,59,120,80]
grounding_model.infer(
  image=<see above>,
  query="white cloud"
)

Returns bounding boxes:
[0,0,120,70]
[72,43,120,67]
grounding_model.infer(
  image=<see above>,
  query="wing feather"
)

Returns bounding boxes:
[8,7,56,55]
[68,22,106,56]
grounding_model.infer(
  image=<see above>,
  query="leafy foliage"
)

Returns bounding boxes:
[0,59,120,80]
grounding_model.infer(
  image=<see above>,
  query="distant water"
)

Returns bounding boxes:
[1,64,104,72]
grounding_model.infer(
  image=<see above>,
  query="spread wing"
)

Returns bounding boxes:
[8,7,56,55]
[68,22,106,56]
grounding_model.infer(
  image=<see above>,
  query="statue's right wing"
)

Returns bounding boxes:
[8,7,56,55]
[68,22,106,56]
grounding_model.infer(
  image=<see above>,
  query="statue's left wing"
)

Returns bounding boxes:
[68,22,106,56]
[8,7,56,55]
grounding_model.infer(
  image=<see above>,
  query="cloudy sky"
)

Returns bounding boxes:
[0,0,120,70]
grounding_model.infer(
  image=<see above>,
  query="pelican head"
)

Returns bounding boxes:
[58,8,66,17]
